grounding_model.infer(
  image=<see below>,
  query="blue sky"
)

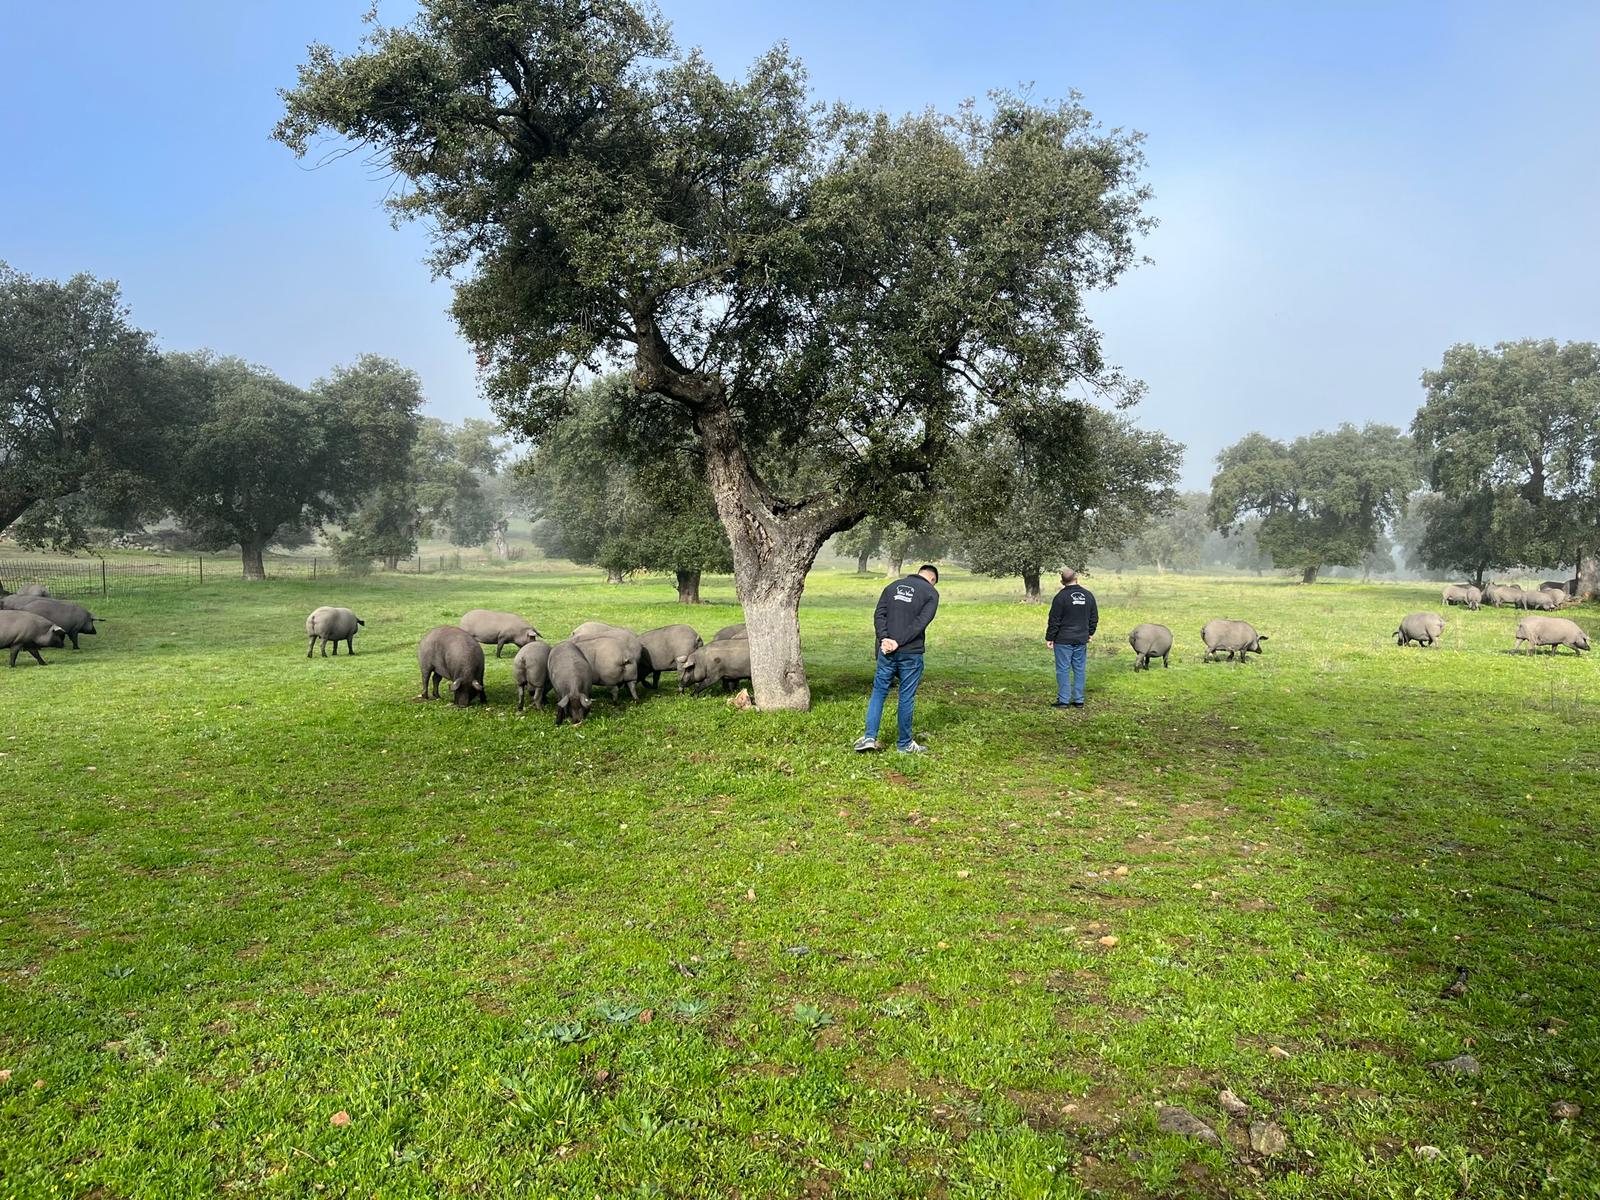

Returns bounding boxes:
[4,1,1597,485]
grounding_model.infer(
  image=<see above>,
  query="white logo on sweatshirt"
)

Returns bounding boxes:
[894,585,916,604]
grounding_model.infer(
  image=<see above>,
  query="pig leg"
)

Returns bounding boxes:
[346,636,355,655]
[307,634,317,658]
[628,680,641,701]
[331,639,339,655]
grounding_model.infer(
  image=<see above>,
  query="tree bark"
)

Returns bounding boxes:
[384,554,401,572]
[675,568,702,605]
[885,555,905,580]
[1022,572,1042,603]
[1300,565,1319,585]
[605,566,625,584]
[492,519,510,561]
[855,551,869,574]
[689,407,851,711]
[1579,552,1599,600]
[634,331,862,711]
[241,538,267,581]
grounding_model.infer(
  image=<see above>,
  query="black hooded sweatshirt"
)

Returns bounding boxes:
[1046,582,1098,644]
[874,574,940,655]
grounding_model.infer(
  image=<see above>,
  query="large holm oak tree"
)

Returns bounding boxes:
[0,264,176,548]
[1208,424,1417,584]
[275,0,1151,710]
[166,353,421,579]
[1412,339,1600,590]
[955,402,1181,600]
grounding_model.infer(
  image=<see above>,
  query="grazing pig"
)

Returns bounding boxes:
[11,583,49,597]
[305,606,364,657]
[639,624,703,690]
[512,640,554,712]
[712,623,748,642]
[1127,623,1173,671]
[681,639,753,694]
[0,611,66,667]
[17,598,97,650]
[416,626,487,706]
[1522,588,1562,611]
[1442,584,1480,611]
[459,609,541,657]
[1395,611,1446,647]
[1201,619,1267,662]
[547,641,596,726]
[571,620,631,639]
[1541,580,1575,596]
[1,594,39,610]
[1514,616,1591,656]
[1480,584,1517,608]
[571,634,642,701]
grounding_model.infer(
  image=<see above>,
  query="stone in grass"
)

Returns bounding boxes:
[1415,1145,1443,1161]
[1156,1105,1221,1145]
[1249,1121,1288,1156]
[1551,1101,1581,1120]
[1426,1054,1480,1077]
[1218,1089,1249,1118]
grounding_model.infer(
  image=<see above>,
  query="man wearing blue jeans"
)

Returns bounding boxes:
[1046,567,1097,708]
[855,564,940,754]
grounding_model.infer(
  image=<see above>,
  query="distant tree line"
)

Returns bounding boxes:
[0,263,511,578]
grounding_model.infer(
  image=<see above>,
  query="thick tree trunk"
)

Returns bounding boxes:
[1579,552,1599,600]
[384,554,401,572]
[1022,572,1043,603]
[241,538,267,581]
[1471,566,1486,589]
[689,408,847,712]
[605,567,625,585]
[0,494,38,539]
[885,555,905,580]
[676,569,702,605]
[1300,565,1319,585]
[855,551,870,574]
[492,520,510,561]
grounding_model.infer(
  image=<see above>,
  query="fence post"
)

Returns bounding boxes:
[101,559,107,597]
[313,557,318,582]
[198,555,203,584]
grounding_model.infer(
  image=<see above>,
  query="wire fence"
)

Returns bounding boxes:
[0,552,498,602]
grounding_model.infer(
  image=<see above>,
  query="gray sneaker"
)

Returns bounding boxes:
[853,736,881,753]
[897,740,929,754]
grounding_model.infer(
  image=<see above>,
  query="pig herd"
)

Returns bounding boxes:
[0,584,100,668]
[406,609,753,725]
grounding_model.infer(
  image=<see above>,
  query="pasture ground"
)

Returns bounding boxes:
[1,566,1597,1198]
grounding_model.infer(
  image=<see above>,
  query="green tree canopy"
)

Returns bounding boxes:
[955,403,1182,601]
[0,264,178,548]
[516,375,732,601]
[165,353,421,579]
[1208,424,1417,584]
[1411,340,1600,584]
[276,0,1151,709]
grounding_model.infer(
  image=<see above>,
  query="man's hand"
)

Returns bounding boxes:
[1046,641,1054,650]
[880,637,898,654]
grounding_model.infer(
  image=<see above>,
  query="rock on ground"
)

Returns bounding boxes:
[1249,1121,1288,1155]
[1426,1054,1481,1076]
[1156,1105,1220,1144]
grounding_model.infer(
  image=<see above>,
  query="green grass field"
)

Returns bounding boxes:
[2,566,1596,1198]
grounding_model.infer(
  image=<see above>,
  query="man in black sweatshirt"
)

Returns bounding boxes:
[855,564,940,753]
[1045,567,1097,708]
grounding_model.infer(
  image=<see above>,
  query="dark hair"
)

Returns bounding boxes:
[918,564,940,582]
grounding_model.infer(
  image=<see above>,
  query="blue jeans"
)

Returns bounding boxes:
[1054,642,1087,703]
[864,650,925,749]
